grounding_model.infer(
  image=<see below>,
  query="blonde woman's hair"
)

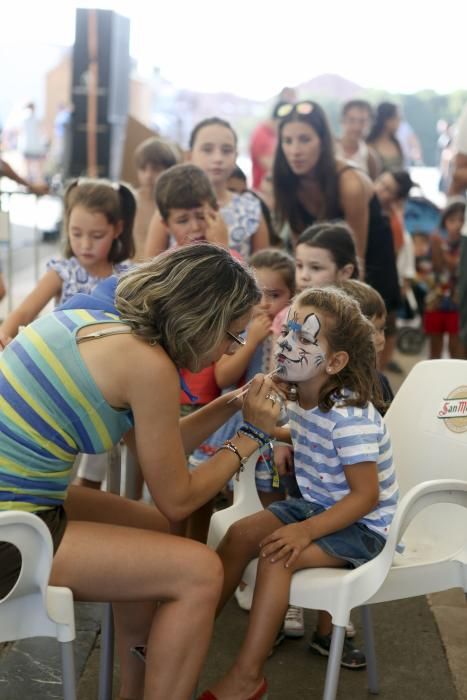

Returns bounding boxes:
[295,286,385,413]
[115,243,260,371]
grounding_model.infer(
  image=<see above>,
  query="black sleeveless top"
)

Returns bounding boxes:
[284,167,401,312]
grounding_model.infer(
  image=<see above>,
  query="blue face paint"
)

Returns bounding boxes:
[287,319,302,333]
[275,310,326,382]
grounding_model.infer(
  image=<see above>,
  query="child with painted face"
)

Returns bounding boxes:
[200,287,398,699]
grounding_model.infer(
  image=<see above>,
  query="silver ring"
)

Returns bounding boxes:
[266,392,278,405]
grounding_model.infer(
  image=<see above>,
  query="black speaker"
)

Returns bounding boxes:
[68,8,130,180]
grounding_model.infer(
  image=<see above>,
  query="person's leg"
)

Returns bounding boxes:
[258,491,283,508]
[55,487,222,700]
[186,498,215,543]
[206,543,344,699]
[428,333,443,359]
[448,333,464,359]
[216,509,284,614]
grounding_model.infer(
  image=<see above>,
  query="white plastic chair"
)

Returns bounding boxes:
[0,510,77,700]
[208,359,467,699]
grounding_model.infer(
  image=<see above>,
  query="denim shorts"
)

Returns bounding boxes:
[268,498,386,568]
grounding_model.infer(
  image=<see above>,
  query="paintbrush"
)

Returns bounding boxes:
[226,368,280,404]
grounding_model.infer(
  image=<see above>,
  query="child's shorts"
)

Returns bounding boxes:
[423,310,459,335]
[268,498,386,568]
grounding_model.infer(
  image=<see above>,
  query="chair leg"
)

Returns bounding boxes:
[60,641,77,700]
[361,605,379,694]
[322,625,345,700]
[98,603,114,700]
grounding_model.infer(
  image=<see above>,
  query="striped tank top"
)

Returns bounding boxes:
[0,309,134,512]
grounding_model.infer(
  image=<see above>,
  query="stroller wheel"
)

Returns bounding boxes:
[397,328,425,355]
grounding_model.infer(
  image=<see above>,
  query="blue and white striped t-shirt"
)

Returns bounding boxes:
[288,399,399,538]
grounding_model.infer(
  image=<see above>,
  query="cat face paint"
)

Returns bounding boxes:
[275,310,326,382]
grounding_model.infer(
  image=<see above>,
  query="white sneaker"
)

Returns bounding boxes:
[234,583,254,611]
[283,605,304,638]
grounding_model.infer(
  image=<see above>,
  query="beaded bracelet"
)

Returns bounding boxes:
[241,421,272,445]
[237,428,264,448]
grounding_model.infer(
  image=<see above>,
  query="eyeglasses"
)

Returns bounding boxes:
[276,101,315,119]
[226,330,246,347]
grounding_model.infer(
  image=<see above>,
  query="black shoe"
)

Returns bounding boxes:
[309,631,366,669]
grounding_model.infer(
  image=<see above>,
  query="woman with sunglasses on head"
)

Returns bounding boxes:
[0,243,281,700]
[273,100,400,318]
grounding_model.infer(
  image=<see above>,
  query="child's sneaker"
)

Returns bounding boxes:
[309,631,366,669]
[234,583,254,611]
[282,605,305,638]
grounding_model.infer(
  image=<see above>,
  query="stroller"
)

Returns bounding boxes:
[396,194,441,355]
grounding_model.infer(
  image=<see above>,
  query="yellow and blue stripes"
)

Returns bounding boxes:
[0,309,134,511]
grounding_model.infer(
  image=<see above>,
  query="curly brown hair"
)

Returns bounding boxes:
[294,287,386,414]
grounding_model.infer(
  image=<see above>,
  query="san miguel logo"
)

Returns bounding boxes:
[437,386,467,433]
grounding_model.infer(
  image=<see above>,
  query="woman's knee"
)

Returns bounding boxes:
[185,545,224,600]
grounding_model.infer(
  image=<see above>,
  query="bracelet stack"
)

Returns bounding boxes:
[237,421,272,448]
[216,439,248,480]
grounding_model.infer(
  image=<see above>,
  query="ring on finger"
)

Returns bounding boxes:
[265,392,278,405]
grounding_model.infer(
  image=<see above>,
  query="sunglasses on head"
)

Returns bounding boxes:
[276,101,315,119]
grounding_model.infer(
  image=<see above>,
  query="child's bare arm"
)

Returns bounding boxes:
[251,213,270,252]
[214,313,272,388]
[0,270,62,339]
[144,211,170,258]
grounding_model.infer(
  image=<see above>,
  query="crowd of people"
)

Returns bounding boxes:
[0,93,466,700]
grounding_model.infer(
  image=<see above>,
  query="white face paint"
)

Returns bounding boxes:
[275,310,326,382]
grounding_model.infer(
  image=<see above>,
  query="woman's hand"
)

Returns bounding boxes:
[260,522,312,568]
[242,373,282,435]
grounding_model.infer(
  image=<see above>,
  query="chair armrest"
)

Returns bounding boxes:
[0,511,53,599]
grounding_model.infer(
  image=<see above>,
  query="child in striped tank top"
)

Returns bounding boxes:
[200,286,399,700]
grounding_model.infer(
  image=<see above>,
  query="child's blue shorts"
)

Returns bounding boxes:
[268,498,386,568]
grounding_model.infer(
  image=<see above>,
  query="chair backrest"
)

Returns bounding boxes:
[384,359,467,553]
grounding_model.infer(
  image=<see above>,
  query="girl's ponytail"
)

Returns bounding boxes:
[113,182,136,263]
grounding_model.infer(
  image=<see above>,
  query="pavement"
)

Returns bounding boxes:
[0,212,466,699]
